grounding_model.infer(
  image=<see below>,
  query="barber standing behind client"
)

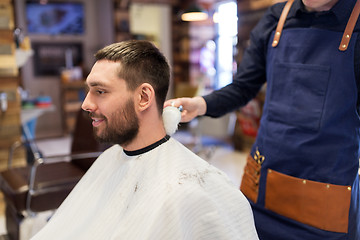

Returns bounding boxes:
[166,0,360,239]
[31,40,259,240]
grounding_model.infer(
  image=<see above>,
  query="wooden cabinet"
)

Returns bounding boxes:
[171,15,190,86]
[61,81,86,135]
[0,0,17,77]
[0,0,25,167]
[0,77,21,147]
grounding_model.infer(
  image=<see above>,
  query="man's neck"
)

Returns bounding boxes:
[123,135,170,156]
[122,118,167,152]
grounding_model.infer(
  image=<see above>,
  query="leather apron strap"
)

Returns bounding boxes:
[271,0,294,47]
[339,0,360,51]
[272,0,360,51]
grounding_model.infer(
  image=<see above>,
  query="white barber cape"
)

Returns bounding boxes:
[31,137,258,240]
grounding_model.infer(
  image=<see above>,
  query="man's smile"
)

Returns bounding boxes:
[90,116,106,127]
[90,114,106,127]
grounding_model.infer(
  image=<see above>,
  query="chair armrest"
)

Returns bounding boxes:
[25,151,102,215]
[8,138,42,168]
[39,151,103,162]
[8,140,23,168]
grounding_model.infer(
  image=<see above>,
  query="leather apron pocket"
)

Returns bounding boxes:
[240,155,261,203]
[265,169,351,233]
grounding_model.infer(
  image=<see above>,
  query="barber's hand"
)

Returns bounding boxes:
[164,96,207,123]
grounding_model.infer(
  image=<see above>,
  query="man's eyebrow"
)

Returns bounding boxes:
[84,81,107,92]
[86,81,108,88]
[89,81,107,87]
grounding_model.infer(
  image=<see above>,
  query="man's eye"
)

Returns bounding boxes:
[96,90,105,94]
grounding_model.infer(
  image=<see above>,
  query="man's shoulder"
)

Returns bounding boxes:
[89,144,123,169]
[160,139,238,188]
[170,163,241,201]
[162,168,254,236]
[100,144,122,155]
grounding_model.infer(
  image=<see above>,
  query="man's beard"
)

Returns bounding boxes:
[92,98,139,146]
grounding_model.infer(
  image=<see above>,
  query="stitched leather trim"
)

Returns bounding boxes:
[265,169,351,233]
[240,155,261,203]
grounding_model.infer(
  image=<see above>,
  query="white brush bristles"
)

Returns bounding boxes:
[162,106,181,135]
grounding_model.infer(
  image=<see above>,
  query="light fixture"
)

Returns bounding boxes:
[181,4,208,22]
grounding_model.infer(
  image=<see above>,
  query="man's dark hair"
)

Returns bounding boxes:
[95,40,170,114]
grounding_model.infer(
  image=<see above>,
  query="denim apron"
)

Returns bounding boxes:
[242,10,360,240]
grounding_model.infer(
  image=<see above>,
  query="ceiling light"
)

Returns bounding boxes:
[181,4,208,22]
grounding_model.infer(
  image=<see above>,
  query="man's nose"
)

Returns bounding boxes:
[82,93,95,112]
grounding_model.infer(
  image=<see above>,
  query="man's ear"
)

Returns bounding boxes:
[136,83,155,112]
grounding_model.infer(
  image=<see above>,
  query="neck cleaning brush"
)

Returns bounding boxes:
[162,104,183,135]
